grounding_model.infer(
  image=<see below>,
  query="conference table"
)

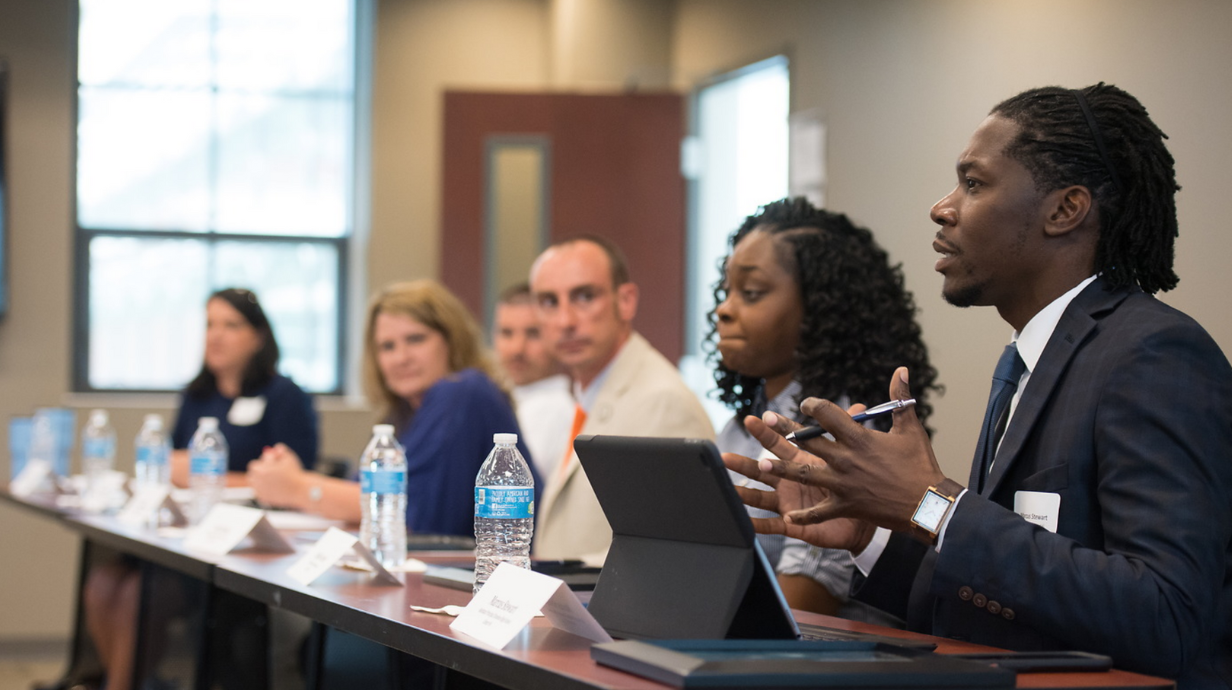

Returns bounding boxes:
[0,487,1175,690]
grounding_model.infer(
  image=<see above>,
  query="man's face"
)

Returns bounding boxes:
[930,115,1049,316]
[494,301,559,387]
[530,241,637,386]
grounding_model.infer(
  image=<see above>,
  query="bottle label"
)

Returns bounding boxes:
[474,487,534,519]
[84,438,114,459]
[190,453,225,476]
[137,446,168,467]
[361,469,406,495]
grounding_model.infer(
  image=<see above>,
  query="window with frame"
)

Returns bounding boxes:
[75,0,360,393]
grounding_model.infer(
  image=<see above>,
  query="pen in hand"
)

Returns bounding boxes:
[784,398,917,443]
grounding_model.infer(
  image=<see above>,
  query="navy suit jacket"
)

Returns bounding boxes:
[857,280,1232,687]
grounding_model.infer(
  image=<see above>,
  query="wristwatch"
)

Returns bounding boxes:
[910,479,964,544]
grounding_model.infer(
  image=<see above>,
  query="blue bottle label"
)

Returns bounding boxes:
[361,469,406,495]
[475,486,534,519]
[190,453,224,476]
[84,438,114,459]
[137,446,168,467]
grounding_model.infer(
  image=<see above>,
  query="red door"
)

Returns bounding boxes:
[441,91,687,362]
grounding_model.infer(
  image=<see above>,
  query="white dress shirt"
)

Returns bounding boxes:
[512,373,575,481]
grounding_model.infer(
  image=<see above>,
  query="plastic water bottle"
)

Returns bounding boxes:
[81,409,116,491]
[134,414,171,488]
[358,424,407,568]
[21,415,59,494]
[188,417,228,523]
[473,433,534,594]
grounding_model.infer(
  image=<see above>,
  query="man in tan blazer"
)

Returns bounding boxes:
[529,235,715,563]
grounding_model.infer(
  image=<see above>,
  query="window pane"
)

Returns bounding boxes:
[78,87,212,231]
[77,0,355,237]
[212,241,339,392]
[216,94,351,236]
[78,0,355,393]
[89,236,340,392]
[682,57,790,429]
[89,237,210,389]
[690,57,790,360]
[79,0,211,88]
[216,0,354,92]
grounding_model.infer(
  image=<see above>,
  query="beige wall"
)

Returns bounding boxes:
[0,0,86,642]
[549,0,674,89]
[3,0,1232,641]
[370,0,551,291]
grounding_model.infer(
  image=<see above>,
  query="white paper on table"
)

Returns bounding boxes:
[182,503,295,555]
[450,563,612,649]
[341,556,427,574]
[263,511,347,532]
[171,486,256,506]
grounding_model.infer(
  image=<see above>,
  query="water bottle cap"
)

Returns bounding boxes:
[143,414,163,429]
[90,409,108,426]
[199,417,219,431]
[373,424,395,436]
[493,433,518,445]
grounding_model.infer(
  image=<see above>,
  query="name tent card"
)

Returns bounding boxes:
[450,562,612,649]
[10,459,60,498]
[80,471,131,514]
[286,527,401,587]
[183,503,295,555]
[118,485,187,528]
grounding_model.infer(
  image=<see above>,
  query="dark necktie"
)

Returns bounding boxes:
[974,343,1026,491]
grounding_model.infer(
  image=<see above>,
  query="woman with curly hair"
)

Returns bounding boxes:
[710,197,940,621]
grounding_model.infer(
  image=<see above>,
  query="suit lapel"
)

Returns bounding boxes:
[982,281,1129,496]
[539,333,643,518]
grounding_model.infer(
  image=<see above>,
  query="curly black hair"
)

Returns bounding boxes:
[991,83,1179,294]
[705,197,941,434]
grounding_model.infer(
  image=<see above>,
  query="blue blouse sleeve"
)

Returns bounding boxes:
[398,370,536,537]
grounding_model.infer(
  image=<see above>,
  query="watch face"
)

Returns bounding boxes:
[912,490,952,532]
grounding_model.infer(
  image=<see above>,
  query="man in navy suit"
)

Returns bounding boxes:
[726,84,1232,687]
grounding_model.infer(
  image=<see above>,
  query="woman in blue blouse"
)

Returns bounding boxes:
[170,287,318,485]
[249,280,538,536]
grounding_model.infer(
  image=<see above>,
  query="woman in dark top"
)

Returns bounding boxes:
[169,287,318,485]
[84,287,318,690]
[249,279,539,536]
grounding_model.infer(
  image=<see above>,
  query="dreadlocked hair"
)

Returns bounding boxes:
[704,197,942,435]
[991,83,1180,294]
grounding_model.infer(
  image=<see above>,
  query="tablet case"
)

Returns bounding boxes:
[575,435,797,640]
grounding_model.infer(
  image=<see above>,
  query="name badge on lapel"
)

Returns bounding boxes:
[228,396,267,426]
